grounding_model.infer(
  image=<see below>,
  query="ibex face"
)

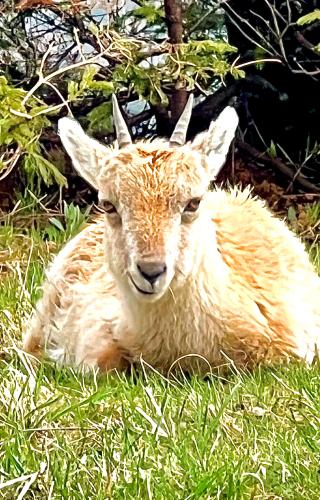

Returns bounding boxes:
[58,95,238,302]
[96,144,210,301]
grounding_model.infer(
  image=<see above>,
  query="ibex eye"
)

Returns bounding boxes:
[100,200,117,214]
[184,198,201,213]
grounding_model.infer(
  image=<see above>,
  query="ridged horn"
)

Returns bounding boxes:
[169,94,194,146]
[112,94,132,148]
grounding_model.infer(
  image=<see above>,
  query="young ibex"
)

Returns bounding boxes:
[23,95,320,374]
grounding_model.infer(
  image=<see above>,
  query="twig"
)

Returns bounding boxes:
[291,58,320,76]
[188,6,219,35]
[45,80,73,116]
[263,0,288,62]
[221,1,277,56]
[73,27,86,61]
[295,31,319,55]
[0,148,21,182]
[234,58,282,70]
[21,49,113,107]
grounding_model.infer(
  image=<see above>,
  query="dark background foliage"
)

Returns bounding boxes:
[0,0,319,211]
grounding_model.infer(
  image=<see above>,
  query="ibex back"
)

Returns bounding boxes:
[23,95,320,374]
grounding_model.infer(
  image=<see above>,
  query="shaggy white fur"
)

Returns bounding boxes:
[23,103,320,374]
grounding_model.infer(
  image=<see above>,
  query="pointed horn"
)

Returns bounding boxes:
[112,94,132,148]
[169,94,194,146]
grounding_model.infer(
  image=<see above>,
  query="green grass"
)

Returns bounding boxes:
[0,205,320,499]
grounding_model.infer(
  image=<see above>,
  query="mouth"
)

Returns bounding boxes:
[129,274,155,295]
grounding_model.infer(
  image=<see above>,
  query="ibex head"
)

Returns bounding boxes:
[58,94,238,302]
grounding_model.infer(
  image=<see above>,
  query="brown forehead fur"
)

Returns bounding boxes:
[99,141,205,212]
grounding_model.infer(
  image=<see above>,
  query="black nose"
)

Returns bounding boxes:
[137,261,167,285]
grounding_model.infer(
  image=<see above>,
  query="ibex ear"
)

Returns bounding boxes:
[191,106,238,179]
[58,117,110,189]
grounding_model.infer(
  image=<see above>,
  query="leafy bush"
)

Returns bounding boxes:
[0,76,65,187]
[0,2,242,194]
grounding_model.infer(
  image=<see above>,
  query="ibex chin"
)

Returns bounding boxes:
[23,95,320,374]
